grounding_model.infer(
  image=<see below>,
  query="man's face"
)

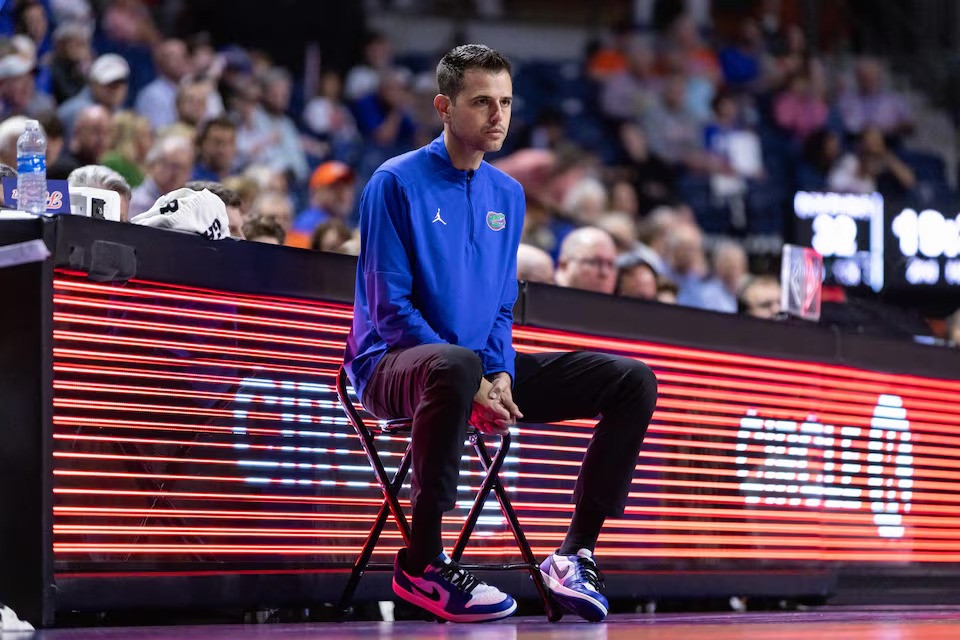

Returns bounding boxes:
[743,281,782,319]
[330,182,355,217]
[200,126,236,174]
[23,4,47,42]
[159,40,189,81]
[560,238,617,294]
[443,70,512,154]
[178,83,209,125]
[226,205,244,238]
[664,76,686,110]
[670,225,705,275]
[258,198,293,232]
[151,146,193,193]
[263,79,290,113]
[856,61,881,93]
[91,80,128,110]
[619,264,657,300]
[3,73,34,109]
[63,36,90,62]
[74,113,113,160]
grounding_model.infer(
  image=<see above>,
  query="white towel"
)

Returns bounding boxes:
[130,187,229,240]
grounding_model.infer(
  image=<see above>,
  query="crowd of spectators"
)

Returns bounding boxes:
[0,1,956,336]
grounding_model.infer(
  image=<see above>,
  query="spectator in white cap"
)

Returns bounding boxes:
[0,51,54,119]
[57,52,129,134]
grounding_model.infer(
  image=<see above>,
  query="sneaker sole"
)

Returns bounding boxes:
[539,569,608,622]
[392,578,517,623]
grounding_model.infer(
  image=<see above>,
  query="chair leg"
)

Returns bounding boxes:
[355,427,413,542]
[473,435,563,622]
[337,445,413,613]
[450,432,510,563]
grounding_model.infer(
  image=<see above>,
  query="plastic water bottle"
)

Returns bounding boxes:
[16,119,47,214]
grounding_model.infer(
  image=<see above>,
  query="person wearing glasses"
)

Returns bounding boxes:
[554,227,619,294]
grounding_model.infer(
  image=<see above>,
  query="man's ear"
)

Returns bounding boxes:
[434,94,452,124]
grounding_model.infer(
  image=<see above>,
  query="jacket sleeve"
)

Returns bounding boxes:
[359,170,446,348]
[479,268,517,381]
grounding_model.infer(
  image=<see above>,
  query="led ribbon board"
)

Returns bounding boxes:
[51,273,960,576]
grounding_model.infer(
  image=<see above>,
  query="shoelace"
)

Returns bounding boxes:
[576,556,605,591]
[436,560,481,595]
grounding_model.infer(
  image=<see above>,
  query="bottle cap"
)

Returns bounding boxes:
[24,119,39,129]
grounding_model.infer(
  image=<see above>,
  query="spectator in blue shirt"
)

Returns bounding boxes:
[352,68,417,149]
[191,116,237,182]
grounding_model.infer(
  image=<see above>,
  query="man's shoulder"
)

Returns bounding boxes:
[138,78,164,95]
[58,92,88,116]
[374,146,430,182]
[482,161,524,198]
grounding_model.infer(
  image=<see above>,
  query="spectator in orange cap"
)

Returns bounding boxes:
[286,160,357,248]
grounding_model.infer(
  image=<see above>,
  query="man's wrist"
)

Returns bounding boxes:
[486,371,512,384]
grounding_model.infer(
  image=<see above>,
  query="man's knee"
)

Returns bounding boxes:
[604,356,657,418]
[622,359,657,397]
[425,345,483,396]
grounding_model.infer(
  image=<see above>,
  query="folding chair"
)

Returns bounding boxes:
[335,367,561,622]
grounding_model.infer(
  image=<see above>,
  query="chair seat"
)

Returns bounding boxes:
[377,418,413,434]
[376,418,481,435]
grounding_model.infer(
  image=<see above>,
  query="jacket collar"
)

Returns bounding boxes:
[427,133,486,182]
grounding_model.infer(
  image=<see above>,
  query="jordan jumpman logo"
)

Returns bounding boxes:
[432,208,446,225]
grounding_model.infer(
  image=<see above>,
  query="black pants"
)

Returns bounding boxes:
[362,344,658,517]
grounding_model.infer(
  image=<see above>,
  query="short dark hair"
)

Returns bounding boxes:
[36,111,65,140]
[195,116,236,147]
[185,180,242,208]
[310,219,352,252]
[436,44,511,100]
[736,274,779,314]
[614,257,657,296]
[656,275,678,296]
[242,215,286,245]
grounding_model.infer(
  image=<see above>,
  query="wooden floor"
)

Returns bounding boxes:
[23,606,960,639]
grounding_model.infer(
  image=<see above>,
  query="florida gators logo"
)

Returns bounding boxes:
[486,211,506,231]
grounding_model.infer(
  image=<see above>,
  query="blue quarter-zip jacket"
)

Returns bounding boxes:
[344,134,525,402]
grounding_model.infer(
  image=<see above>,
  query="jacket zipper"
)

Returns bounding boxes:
[466,169,476,246]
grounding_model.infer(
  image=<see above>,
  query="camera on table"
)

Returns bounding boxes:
[69,186,122,222]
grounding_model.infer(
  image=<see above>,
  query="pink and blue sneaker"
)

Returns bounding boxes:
[539,548,608,622]
[392,549,517,623]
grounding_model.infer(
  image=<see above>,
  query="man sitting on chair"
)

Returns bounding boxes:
[344,44,658,623]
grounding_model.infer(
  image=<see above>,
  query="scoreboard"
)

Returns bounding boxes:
[792,191,960,292]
